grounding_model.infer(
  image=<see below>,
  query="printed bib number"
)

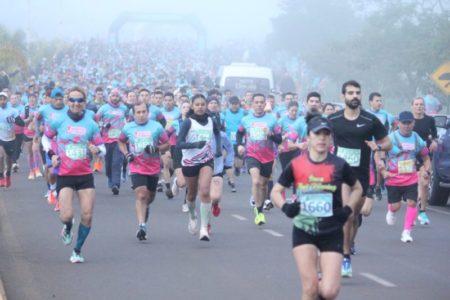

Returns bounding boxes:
[196,129,211,141]
[135,137,152,153]
[65,144,87,160]
[299,192,333,217]
[249,127,265,141]
[108,129,121,138]
[398,159,414,174]
[165,119,174,129]
[336,147,361,167]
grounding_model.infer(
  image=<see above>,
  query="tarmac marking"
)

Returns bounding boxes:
[263,229,283,237]
[360,272,397,287]
[231,214,247,221]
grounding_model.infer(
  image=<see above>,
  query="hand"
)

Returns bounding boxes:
[144,144,157,154]
[382,170,395,179]
[51,155,61,167]
[88,144,99,155]
[6,116,15,124]
[194,141,206,149]
[365,140,378,152]
[335,205,353,224]
[297,141,308,150]
[126,153,134,162]
[281,202,300,218]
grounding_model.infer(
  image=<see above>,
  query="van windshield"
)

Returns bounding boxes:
[225,77,270,96]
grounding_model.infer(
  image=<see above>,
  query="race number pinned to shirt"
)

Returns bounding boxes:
[196,129,211,141]
[336,147,361,167]
[398,159,414,174]
[298,192,333,217]
[108,128,121,138]
[134,131,153,154]
[65,144,87,160]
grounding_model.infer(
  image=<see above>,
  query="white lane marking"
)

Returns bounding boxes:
[427,207,450,216]
[360,272,397,287]
[263,229,284,237]
[231,214,247,221]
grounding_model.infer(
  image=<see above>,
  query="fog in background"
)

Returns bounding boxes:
[1,0,280,44]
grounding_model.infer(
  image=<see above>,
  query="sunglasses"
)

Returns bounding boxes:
[68,97,85,103]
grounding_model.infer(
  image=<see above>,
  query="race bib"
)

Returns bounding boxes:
[65,144,87,160]
[398,159,414,174]
[336,147,361,167]
[249,127,265,141]
[135,137,152,153]
[165,119,174,129]
[196,129,211,141]
[299,192,333,217]
[108,128,121,138]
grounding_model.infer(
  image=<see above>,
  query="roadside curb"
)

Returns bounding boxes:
[0,275,6,300]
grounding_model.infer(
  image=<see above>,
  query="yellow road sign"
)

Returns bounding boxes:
[431,61,450,95]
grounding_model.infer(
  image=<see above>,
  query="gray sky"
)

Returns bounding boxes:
[1,0,280,45]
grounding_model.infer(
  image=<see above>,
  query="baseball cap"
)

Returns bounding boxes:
[398,111,414,122]
[307,116,332,133]
[0,92,8,98]
[51,87,64,98]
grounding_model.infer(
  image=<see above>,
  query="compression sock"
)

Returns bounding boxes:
[200,202,212,229]
[74,223,91,253]
[63,220,73,233]
[404,206,417,230]
[187,200,196,219]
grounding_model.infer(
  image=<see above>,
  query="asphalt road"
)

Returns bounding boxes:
[1,161,450,300]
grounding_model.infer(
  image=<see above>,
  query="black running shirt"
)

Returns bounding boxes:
[328,109,388,183]
[413,115,437,147]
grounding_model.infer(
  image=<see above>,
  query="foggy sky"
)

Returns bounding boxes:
[1,0,280,45]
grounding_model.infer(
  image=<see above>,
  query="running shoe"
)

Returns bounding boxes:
[48,190,57,205]
[417,211,430,225]
[401,230,413,243]
[4,176,11,187]
[230,182,237,193]
[188,212,199,234]
[165,188,174,199]
[375,186,382,201]
[254,208,266,226]
[34,169,43,178]
[182,203,189,213]
[385,210,396,225]
[341,258,352,277]
[136,224,147,241]
[121,171,127,183]
[61,224,73,246]
[199,227,210,241]
[54,201,60,212]
[157,180,164,192]
[263,199,273,211]
[12,163,18,173]
[70,251,85,263]
[44,190,50,198]
[0,178,5,187]
[171,178,179,197]
[212,202,221,217]
[112,185,119,196]
[249,196,255,207]
[28,171,35,180]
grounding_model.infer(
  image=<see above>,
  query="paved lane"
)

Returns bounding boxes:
[1,163,450,299]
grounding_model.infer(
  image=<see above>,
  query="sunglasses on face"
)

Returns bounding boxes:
[68,97,85,103]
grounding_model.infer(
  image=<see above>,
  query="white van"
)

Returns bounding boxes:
[217,63,274,96]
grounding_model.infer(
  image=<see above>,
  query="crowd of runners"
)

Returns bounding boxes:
[0,40,443,300]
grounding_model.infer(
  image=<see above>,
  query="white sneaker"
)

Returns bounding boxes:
[386,211,396,225]
[182,203,189,213]
[263,199,274,210]
[401,230,413,243]
[188,212,199,234]
[249,196,255,207]
[199,227,210,241]
[171,178,179,197]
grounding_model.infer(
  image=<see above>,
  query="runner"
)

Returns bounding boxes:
[176,94,221,241]
[411,96,438,225]
[272,114,362,300]
[236,93,282,225]
[328,80,392,277]
[21,93,42,179]
[118,102,170,240]
[42,86,105,263]
[0,92,25,187]
[380,111,431,242]
[95,88,129,195]
[10,92,25,172]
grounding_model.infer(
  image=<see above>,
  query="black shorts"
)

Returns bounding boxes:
[23,135,33,142]
[56,174,95,194]
[386,184,418,203]
[131,174,159,191]
[0,139,15,156]
[246,157,273,178]
[279,150,300,170]
[292,226,343,254]
[172,146,183,170]
[182,159,214,177]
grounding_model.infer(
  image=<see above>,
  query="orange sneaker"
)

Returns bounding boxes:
[0,177,5,187]
[4,176,11,187]
[48,191,57,205]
